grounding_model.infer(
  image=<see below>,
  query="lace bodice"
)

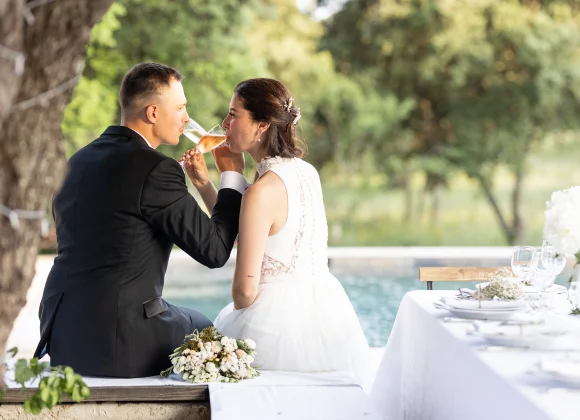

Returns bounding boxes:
[256,157,329,279]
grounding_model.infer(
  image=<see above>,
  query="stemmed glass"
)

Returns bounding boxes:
[511,246,536,284]
[181,119,227,153]
[529,241,566,311]
[179,120,228,170]
[196,125,227,154]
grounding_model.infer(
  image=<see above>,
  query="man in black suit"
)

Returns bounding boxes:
[33,62,247,377]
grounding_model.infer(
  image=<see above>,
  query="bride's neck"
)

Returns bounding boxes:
[249,147,268,165]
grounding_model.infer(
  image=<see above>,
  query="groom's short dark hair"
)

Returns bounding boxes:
[120,62,183,118]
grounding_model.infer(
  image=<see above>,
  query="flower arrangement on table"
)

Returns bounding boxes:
[160,326,259,383]
[473,268,525,300]
[543,186,580,281]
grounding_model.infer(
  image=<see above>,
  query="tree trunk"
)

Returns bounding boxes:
[402,160,413,223]
[474,172,522,245]
[0,0,114,383]
[430,182,442,228]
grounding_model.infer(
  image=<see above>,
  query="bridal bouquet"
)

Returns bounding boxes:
[160,326,259,383]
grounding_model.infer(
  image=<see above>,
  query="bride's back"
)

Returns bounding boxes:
[257,156,329,279]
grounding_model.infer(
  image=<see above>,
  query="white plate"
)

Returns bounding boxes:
[471,323,567,348]
[532,358,580,386]
[445,307,525,321]
[441,296,527,311]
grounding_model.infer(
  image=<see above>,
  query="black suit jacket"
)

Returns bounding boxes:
[34,126,242,377]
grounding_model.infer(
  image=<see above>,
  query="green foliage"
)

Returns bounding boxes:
[324,0,580,171]
[3,348,90,415]
[322,0,580,243]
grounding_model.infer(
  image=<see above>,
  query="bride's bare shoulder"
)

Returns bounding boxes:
[243,172,285,204]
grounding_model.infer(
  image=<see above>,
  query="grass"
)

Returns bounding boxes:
[321,139,580,246]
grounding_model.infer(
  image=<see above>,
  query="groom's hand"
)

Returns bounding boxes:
[212,144,244,175]
[180,149,211,190]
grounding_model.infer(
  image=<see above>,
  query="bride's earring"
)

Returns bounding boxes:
[257,131,261,142]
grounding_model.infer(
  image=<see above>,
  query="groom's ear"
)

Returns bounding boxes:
[145,105,158,124]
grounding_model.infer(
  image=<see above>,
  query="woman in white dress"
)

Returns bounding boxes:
[182,78,370,386]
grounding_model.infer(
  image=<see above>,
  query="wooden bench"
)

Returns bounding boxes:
[419,267,513,290]
[2,384,208,403]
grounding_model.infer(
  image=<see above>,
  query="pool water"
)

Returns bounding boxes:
[164,270,572,348]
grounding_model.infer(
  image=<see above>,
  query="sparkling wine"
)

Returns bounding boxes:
[196,134,227,153]
[182,128,205,143]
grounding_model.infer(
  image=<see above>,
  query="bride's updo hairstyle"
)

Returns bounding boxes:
[234,78,306,159]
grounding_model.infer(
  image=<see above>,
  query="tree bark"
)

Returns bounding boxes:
[473,172,525,245]
[0,0,114,383]
[430,182,442,228]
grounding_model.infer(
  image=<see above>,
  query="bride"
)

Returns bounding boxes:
[181,78,370,386]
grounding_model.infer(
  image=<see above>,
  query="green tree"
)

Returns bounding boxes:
[324,0,580,244]
[63,0,260,159]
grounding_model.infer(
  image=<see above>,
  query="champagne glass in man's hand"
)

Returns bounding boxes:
[181,119,227,154]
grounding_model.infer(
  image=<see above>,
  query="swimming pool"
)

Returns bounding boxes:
[163,265,571,348]
[164,270,415,347]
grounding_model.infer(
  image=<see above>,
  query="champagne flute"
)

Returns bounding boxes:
[179,119,206,170]
[181,119,206,143]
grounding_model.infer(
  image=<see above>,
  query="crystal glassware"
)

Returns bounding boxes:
[511,246,536,284]
[196,124,227,154]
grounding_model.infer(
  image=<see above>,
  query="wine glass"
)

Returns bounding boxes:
[511,246,536,284]
[196,125,227,154]
[181,119,206,144]
[530,241,566,311]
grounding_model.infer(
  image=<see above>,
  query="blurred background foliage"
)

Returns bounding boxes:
[60,0,580,247]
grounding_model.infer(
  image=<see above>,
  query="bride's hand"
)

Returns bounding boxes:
[180,149,210,190]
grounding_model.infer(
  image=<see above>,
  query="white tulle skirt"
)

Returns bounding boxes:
[214,271,371,387]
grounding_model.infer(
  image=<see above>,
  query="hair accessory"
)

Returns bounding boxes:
[283,97,301,126]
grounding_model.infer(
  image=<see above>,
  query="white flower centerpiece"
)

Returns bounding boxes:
[543,186,580,282]
[473,268,525,300]
[543,186,580,312]
[160,326,259,383]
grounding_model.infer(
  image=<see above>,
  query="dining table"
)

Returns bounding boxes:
[370,289,580,420]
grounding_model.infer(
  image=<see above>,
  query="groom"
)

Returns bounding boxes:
[33,62,246,377]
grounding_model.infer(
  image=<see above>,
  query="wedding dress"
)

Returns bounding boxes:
[214,156,371,386]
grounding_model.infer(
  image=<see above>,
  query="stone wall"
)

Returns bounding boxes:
[0,402,210,420]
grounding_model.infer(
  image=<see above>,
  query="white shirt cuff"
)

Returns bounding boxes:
[220,172,249,194]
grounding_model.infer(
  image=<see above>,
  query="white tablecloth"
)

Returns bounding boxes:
[371,290,580,420]
[6,368,383,419]
[209,371,383,420]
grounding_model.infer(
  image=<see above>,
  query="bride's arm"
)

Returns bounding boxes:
[232,181,275,309]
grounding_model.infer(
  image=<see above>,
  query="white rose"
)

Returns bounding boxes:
[205,362,218,373]
[212,342,223,353]
[244,339,257,350]
[221,337,229,346]
[544,186,580,255]
[224,344,234,353]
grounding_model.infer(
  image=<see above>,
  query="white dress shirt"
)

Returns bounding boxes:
[127,127,248,195]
